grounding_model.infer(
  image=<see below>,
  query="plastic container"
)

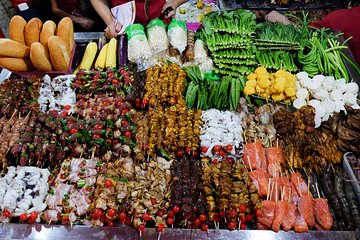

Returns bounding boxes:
[343,152,360,204]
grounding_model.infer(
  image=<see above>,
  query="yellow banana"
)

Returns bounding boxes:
[94,43,108,69]
[105,38,117,69]
[74,41,97,73]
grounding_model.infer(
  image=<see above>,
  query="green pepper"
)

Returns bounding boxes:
[77,179,86,188]
[159,148,172,160]
[96,161,103,167]
[95,138,105,146]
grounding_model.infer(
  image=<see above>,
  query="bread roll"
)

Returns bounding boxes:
[30,42,52,71]
[0,39,30,58]
[9,15,27,45]
[48,36,70,71]
[40,20,56,48]
[0,57,34,71]
[25,18,43,46]
[56,17,74,54]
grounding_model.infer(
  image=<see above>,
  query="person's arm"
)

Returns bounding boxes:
[162,0,188,19]
[51,0,94,30]
[90,0,121,37]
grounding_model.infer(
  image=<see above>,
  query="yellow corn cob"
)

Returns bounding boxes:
[74,41,97,73]
[94,43,108,69]
[106,38,117,68]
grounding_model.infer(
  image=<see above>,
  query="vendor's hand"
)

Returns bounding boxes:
[265,11,292,25]
[162,0,180,19]
[73,16,95,31]
[105,21,122,38]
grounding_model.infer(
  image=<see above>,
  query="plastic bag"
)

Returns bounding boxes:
[147,18,169,54]
[126,24,153,71]
[167,19,187,54]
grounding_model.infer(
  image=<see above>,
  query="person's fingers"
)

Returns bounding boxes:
[115,22,122,33]
[166,10,175,19]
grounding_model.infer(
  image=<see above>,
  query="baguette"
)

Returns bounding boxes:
[9,15,27,45]
[48,36,70,71]
[0,57,34,71]
[0,38,30,58]
[25,18,43,46]
[56,17,74,54]
[40,20,56,48]
[30,42,52,71]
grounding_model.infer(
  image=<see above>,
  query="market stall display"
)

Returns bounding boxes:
[0,4,359,239]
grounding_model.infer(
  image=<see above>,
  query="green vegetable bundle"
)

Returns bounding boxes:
[183,66,243,111]
[199,9,257,79]
[255,23,301,50]
[256,51,298,72]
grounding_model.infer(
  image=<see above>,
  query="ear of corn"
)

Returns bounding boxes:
[106,38,117,68]
[73,41,97,73]
[94,43,108,69]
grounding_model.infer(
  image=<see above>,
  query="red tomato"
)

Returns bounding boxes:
[201,223,208,232]
[173,205,180,214]
[106,139,112,144]
[111,79,119,85]
[124,131,131,138]
[116,100,123,108]
[93,134,101,139]
[64,105,71,110]
[199,214,207,222]
[3,209,11,218]
[201,147,208,153]
[119,212,127,220]
[30,211,38,220]
[150,198,157,205]
[61,111,68,117]
[122,108,129,114]
[103,101,110,106]
[167,211,174,218]
[67,121,74,126]
[228,221,237,231]
[142,98,149,108]
[219,150,226,157]
[121,120,129,126]
[104,179,112,188]
[239,204,247,213]
[20,214,27,221]
[93,74,100,80]
[107,221,114,227]
[245,214,253,222]
[212,159,219,165]
[93,209,103,219]
[70,128,78,135]
[240,215,246,223]
[255,209,263,217]
[240,223,246,230]
[157,223,165,232]
[107,72,114,78]
[156,210,164,217]
[227,158,234,165]
[193,151,199,157]
[91,82,97,88]
[213,145,221,152]
[193,218,201,227]
[94,124,103,130]
[219,211,226,218]
[166,217,174,225]
[177,150,183,157]
[27,218,35,224]
[143,213,151,222]
[119,68,125,75]
[107,208,117,217]
[185,147,191,155]
[138,224,146,232]
[225,144,233,151]
[228,209,237,218]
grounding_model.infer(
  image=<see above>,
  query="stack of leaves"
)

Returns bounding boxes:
[255,23,300,72]
[200,9,257,77]
[183,66,243,111]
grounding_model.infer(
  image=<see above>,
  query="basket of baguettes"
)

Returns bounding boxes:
[0,15,75,75]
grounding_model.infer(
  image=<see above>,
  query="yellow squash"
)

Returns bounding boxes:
[94,43,108,69]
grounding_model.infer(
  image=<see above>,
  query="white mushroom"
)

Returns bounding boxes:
[313,89,329,101]
[343,92,357,105]
[296,72,309,82]
[321,76,335,91]
[345,82,359,94]
[330,89,343,101]
[293,98,307,109]
[296,88,309,100]
[313,75,325,83]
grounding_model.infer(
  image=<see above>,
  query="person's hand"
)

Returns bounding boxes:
[105,20,122,38]
[74,16,95,31]
[265,11,292,25]
[162,0,181,19]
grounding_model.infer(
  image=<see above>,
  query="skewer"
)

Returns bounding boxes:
[238,217,240,230]
[315,182,320,198]
[275,181,278,202]
[297,176,302,198]
[157,232,161,240]
[307,176,310,195]
[266,179,271,201]
[247,156,252,172]
[91,148,95,160]
[269,181,275,201]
